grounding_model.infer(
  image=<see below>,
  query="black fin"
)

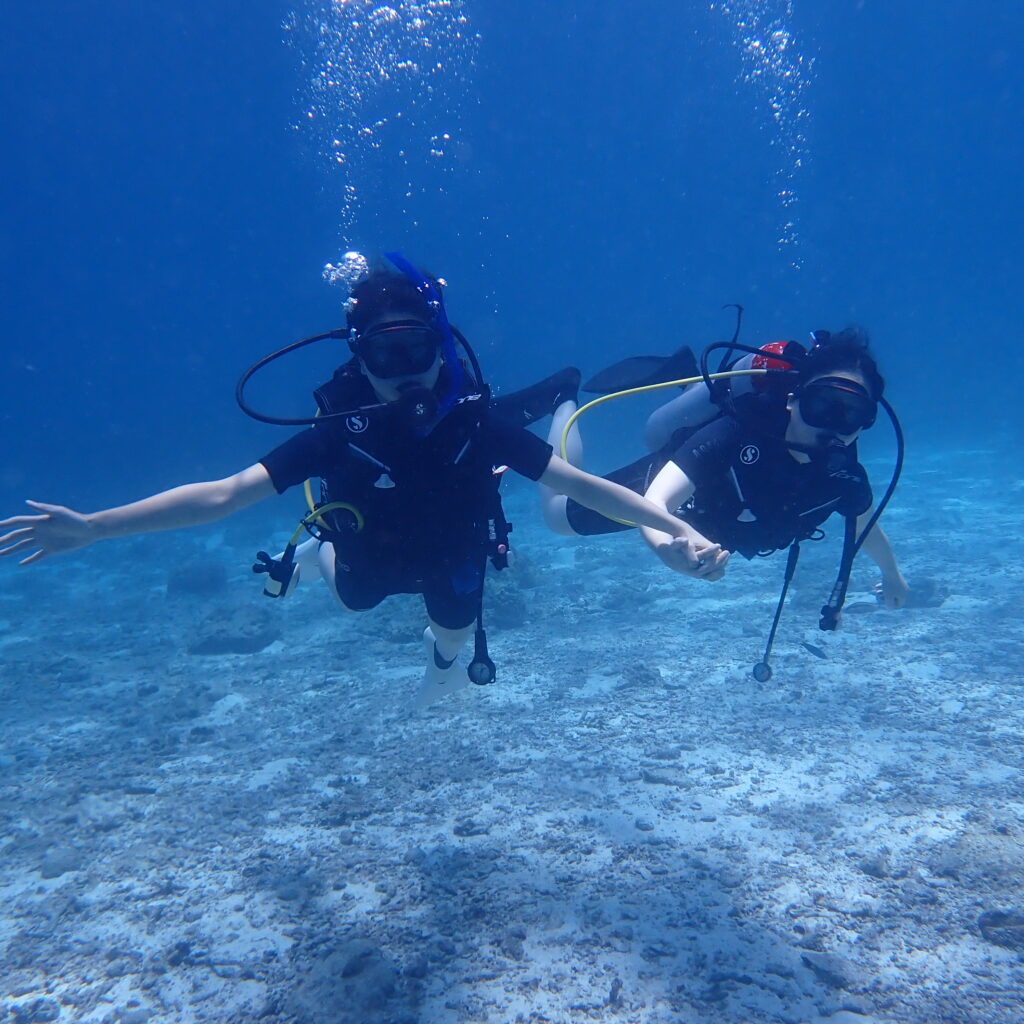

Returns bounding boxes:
[582,345,699,394]
[492,367,581,426]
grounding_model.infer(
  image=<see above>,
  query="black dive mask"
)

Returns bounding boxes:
[352,319,441,379]
[797,376,877,435]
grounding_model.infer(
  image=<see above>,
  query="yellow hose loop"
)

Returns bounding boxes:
[559,368,768,460]
[302,500,365,535]
[287,413,365,539]
[557,367,769,528]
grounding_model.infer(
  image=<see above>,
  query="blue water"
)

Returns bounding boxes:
[5,0,1023,509]
[3,3,1024,1022]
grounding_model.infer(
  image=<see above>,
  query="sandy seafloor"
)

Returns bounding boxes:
[2,445,1023,1024]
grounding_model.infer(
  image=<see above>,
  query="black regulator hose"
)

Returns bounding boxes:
[236,325,489,427]
[235,329,388,426]
[753,541,802,682]
[852,396,904,554]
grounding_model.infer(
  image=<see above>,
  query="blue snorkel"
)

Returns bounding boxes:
[384,251,464,427]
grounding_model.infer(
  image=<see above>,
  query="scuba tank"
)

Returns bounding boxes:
[644,340,806,452]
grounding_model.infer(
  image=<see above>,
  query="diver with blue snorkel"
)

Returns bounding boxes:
[0,253,703,704]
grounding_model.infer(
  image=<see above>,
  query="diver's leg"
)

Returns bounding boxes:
[416,582,478,706]
[547,448,663,539]
[549,396,583,465]
[425,619,474,668]
[417,622,474,708]
[540,398,583,535]
[267,536,325,597]
[644,383,718,451]
[317,542,369,612]
[294,536,323,578]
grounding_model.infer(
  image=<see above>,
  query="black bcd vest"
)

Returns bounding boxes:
[309,359,511,570]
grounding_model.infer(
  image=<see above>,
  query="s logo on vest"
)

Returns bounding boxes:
[346,414,369,434]
[740,444,760,465]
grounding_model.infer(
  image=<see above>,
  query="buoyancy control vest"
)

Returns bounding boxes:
[308,358,512,573]
[663,392,871,559]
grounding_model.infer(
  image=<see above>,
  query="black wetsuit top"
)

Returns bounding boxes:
[259,364,552,626]
[566,396,872,558]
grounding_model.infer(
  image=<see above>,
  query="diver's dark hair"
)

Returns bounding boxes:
[346,265,441,334]
[798,326,885,400]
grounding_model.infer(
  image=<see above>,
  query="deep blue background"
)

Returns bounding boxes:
[3,0,1021,516]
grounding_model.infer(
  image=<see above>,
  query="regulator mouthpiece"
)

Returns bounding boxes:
[396,382,438,426]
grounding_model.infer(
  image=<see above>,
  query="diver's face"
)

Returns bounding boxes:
[361,354,442,403]
[786,369,871,457]
[354,314,443,402]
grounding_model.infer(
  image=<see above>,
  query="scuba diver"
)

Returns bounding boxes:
[539,326,909,679]
[0,254,703,705]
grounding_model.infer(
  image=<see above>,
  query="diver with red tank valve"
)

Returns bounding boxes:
[537,320,908,680]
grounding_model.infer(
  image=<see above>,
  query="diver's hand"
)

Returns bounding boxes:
[0,501,97,565]
[874,571,909,610]
[657,536,730,581]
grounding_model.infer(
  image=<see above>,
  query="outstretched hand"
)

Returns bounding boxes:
[874,572,910,610]
[0,501,95,565]
[657,536,730,581]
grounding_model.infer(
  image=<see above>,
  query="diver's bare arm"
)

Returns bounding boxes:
[856,511,909,608]
[637,461,698,552]
[90,464,276,536]
[0,464,276,565]
[639,461,729,577]
[539,456,689,539]
[856,513,900,577]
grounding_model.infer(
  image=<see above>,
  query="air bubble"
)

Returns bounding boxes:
[370,6,400,24]
[287,0,479,242]
[322,250,370,288]
[714,0,812,268]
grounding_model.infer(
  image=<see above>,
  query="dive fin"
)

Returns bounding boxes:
[583,345,699,394]
[414,627,472,709]
[492,367,581,426]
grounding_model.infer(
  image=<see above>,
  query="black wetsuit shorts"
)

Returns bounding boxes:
[330,544,483,630]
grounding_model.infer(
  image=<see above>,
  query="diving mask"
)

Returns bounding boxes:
[352,319,441,379]
[797,376,877,435]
